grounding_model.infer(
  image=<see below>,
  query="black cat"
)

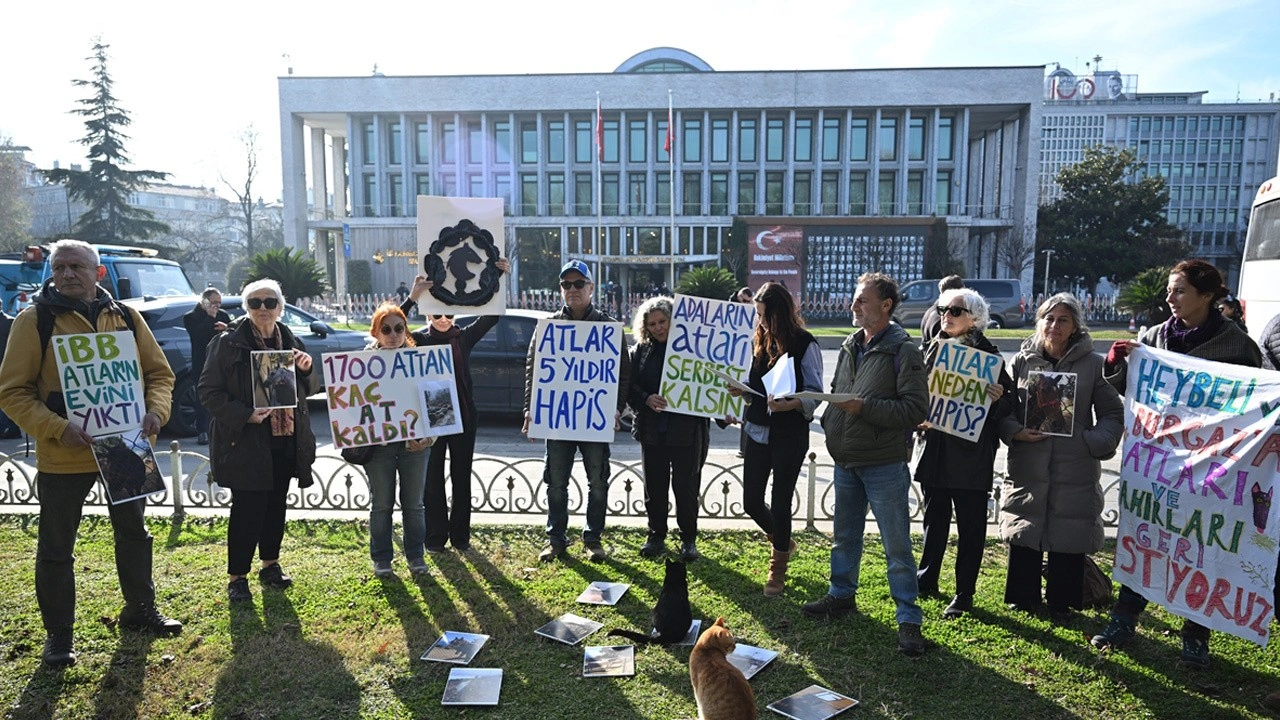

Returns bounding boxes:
[608,559,693,645]
[1253,482,1273,533]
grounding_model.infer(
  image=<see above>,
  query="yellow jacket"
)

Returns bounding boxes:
[0,292,174,474]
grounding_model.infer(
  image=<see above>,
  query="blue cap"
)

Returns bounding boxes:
[559,260,593,283]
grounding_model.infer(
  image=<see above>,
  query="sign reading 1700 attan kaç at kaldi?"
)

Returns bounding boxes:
[53,331,146,437]
[323,347,462,449]
[1115,345,1280,645]
[527,319,623,442]
[662,294,755,421]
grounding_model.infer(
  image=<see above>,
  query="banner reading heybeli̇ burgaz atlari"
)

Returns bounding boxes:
[925,339,1003,442]
[662,294,755,420]
[53,331,146,438]
[527,319,623,442]
[323,346,459,448]
[1115,345,1280,645]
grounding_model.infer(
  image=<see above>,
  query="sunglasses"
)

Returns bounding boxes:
[380,324,406,334]
[936,305,970,318]
[560,279,588,290]
[246,297,280,310]
[431,314,454,320]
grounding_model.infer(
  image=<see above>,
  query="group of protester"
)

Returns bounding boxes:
[2,241,1278,712]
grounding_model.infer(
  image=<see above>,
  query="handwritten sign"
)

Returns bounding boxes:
[528,319,623,442]
[323,346,459,448]
[1115,345,1280,645]
[925,340,1002,441]
[662,295,755,420]
[53,331,145,437]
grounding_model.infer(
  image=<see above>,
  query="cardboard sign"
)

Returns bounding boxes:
[53,331,145,437]
[416,196,507,317]
[662,294,755,420]
[925,340,1003,442]
[527,319,623,442]
[1114,345,1280,645]
[323,346,460,448]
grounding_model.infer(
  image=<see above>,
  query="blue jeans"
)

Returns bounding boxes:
[543,439,611,545]
[365,442,428,562]
[829,462,922,625]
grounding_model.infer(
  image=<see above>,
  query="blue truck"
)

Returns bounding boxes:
[0,244,195,314]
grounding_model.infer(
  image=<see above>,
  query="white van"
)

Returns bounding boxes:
[1238,176,1280,344]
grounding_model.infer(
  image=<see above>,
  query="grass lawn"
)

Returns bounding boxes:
[3,516,1274,719]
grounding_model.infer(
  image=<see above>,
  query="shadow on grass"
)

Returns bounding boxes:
[88,629,155,720]
[10,666,68,720]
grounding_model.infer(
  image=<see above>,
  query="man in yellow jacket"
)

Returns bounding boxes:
[0,240,179,667]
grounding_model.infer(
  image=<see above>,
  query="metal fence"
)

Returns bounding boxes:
[0,442,1125,533]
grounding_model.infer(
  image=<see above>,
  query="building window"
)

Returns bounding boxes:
[711,118,729,163]
[363,123,375,165]
[820,171,839,214]
[738,172,756,214]
[415,174,431,197]
[629,120,647,163]
[878,171,896,214]
[548,173,565,215]
[908,118,925,161]
[520,174,537,214]
[906,170,923,214]
[879,118,897,162]
[793,171,811,214]
[765,171,784,214]
[739,118,757,162]
[628,173,646,214]
[415,123,429,164]
[441,122,456,164]
[937,117,954,161]
[656,174,670,215]
[683,118,702,163]
[547,121,565,164]
[521,122,537,164]
[935,170,952,214]
[440,175,457,197]
[657,119,671,163]
[794,118,813,163]
[602,173,619,214]
[822,117,840,162]
[766,118,785,162]
[388,122,402,165]
[575,120,592,163]
[682,172,701,215]
[362,174,377,216]
[603,120,619,163]
[389,175,404,216]
[495,176,512,211]
[467,122,483,164]
[468,174,484,198]
[494,121,512,163]
[710,172,728,215]
[850,117,869,162]
[575,173,592,215]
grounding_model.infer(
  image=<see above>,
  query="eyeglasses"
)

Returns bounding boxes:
[431,314,454,320]
[560,279,588,290]
[380,324,406,335]
[246,297,280,310]
[936,305,970,318]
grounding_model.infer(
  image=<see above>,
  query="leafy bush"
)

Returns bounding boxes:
[244,247,328,302]
[224,257,250,293]
[675,266,738,300]
[1117,266,1171,325]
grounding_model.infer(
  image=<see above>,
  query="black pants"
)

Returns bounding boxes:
[1113,584,1211,640]
[1005,543,1085,611]
[640,442,699,543]
[917,486,988,596]
[425,424,477,549]
[36,471,155,631]
[742,431,808,552]
[227,449,293,576]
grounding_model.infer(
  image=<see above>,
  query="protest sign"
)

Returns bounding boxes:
[416,196,506,317]
[53,331,145,437]
[925,340,1003,442]
[323,346,459,448]
[1114,345,1280,645]
[527,319,623,442]
[662,294,755,420]
[92,429,164,505]
[1025,370,1076,436]
[252,350,297,409]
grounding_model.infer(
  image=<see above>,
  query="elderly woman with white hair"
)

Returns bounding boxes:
[199,279,320,604]
[996,293,1123,622]
[914,288,1016,619]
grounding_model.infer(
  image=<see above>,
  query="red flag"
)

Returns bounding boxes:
[664,103,673,154]
[595,97,604,161]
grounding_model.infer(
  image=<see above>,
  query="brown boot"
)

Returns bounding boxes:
[763,544,794,597]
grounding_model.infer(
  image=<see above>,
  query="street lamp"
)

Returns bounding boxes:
[1041,249,1056,298]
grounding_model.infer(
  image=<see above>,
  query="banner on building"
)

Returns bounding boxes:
[925,340,1003,442]
[745,225,804,304]
[323,346,459,448]
[416,196,507,316]
[527,319,623,442]
[53,331,145,438]
[1114,345,1280,645]
[662,294,756,420]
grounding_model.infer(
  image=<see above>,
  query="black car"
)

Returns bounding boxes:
[126,295,368,436]
[450,309,551,416]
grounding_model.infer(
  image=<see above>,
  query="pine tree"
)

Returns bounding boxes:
[41,41,169,243]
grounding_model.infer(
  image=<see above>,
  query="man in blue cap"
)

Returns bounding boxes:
[523,260,629,562]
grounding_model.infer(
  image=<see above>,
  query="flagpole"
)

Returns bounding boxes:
[668,89,676,292]
[595,92,602,290]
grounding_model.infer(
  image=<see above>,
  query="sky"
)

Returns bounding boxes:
[3,0,1277,203]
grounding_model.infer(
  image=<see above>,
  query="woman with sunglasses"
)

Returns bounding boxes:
[401,258,510,552]
[913,289,1015,619]
[364,303,436,577]
[200,279,320,604]
[996,293,1123,623]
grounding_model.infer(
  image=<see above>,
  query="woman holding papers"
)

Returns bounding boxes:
[727,281,822,597]
[1092,259,1261,669]
[627,296,710,562]
[363,302,434,578]
[997,293,1123,623]
[914,289,1015,619]
[200,278,320,604]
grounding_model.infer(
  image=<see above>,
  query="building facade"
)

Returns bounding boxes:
[1040,63,1280,285]
[279,48,1044,307]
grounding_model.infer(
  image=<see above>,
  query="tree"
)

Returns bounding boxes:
[1037,146,1188,293]
[721,219,749,283]
[0,141,32,252]
[245,247,328,301]
[41,41,170,244]
[676,266,738,300]
[223,125,264,256]
[1117,266,1173,325]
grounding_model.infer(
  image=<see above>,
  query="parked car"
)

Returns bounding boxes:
[894,278,1026,329]
[126,295,368,436]
[449,309,551,417]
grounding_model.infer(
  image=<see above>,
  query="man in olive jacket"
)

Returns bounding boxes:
[0,240,180,667]
[802,272,930,656]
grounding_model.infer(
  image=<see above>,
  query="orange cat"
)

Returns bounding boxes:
[689,617,756,719]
